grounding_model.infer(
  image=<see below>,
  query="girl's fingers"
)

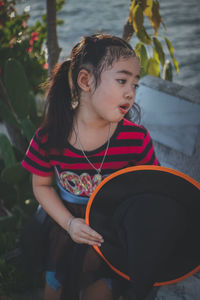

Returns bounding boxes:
[75,236,102,246]
[69,218,104,245]
[81,224,104,242]
[72,228,103,245]
[78,230,103,244]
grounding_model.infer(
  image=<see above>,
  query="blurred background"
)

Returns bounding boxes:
[16,0,200,90]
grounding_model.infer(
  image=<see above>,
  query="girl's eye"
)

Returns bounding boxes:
[117,79,126,84]
[133,84,139,90]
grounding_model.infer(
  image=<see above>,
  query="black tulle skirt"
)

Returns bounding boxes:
[20,201,117,300]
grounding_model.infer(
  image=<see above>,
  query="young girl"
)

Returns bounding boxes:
[22,33,159,300]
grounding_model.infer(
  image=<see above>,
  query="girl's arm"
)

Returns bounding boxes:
[32,174,104,246]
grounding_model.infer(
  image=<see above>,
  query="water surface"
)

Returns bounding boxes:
[16,0,200,90]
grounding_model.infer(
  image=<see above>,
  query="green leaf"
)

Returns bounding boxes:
[136,27,152,45]
[132,4,144,33]
[143,0,153,17]
[153,47,160,64]
[147,58,160,77]
[56,0,66,12]
[0,134,17,168]
[28,91,37,124]
[56,19,64,26]
[164,37,179,72]
[0,216,16,235]
[163,60,173,81]
[172,56,179,73]
[12,145,24,161]
[0,98,20,129]
[135,42,148,77]
[128,0,136,23]
[150,0,162,35]
[4,58,31,119]
[0,181,16,207]
[153,37,165,66]
[164,37,173,55]
[20,118,36,142]
[1,162,28,184]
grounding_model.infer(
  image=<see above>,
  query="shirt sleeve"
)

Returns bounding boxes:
[21,129,54,176]
[135,127,160,166]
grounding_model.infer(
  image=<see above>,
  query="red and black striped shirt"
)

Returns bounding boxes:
[22,118,159,196]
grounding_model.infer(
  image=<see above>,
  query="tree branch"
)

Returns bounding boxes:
[46,0,61,74]
[122,20,135,42]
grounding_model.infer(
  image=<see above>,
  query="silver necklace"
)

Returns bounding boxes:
[74,122,112,182]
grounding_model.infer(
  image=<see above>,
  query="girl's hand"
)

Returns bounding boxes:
[67,218,104,246]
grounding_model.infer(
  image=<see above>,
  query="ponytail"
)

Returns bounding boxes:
[40,59,75,151]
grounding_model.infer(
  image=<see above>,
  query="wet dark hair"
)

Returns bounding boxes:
[41,33,140,151]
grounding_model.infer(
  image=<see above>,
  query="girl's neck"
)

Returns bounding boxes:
[74,106,110,131]
[70,107,118,152]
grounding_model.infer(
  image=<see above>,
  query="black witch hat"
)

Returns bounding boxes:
[86,166,200,299]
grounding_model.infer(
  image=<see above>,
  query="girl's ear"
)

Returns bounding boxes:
[77,69,93,92]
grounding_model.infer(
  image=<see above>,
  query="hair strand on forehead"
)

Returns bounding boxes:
[93,45,137,88]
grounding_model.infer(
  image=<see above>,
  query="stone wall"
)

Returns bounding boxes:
[136,75,200,182]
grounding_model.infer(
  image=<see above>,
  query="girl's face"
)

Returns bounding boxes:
[89,56,140,123]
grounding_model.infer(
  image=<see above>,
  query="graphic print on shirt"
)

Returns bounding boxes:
[59,171,103,196]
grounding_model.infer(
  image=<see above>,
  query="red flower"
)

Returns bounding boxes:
[29,39,34,46]
[0,1,4,7]
[28,32,39,49]
[43,63,48,69]
[26,47,33,53]
[31,32,39,41]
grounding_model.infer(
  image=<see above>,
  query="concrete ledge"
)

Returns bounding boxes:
[137,76,200,182]
[140,75,200,105]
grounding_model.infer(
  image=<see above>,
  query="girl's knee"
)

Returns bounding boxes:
[44,283,62,300]
[82,279,113,300]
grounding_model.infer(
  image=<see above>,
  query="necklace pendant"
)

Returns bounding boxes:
[74,122,112,183]
[95,173,102,182]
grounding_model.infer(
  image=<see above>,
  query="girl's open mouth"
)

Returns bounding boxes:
[119,103,130,114]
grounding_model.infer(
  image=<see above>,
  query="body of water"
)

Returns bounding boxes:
[16,0,200,91]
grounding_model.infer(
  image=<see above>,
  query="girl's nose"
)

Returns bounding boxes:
[124,89,134,100]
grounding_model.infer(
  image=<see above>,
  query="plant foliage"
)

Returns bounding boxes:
[0,0,65,297]
[124,0,179,81]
